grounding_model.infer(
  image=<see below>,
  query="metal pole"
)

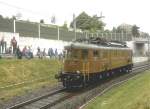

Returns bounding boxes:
[86,32,87,39]
[122,31,123,42]
[73,14,76,40]
[115,32,116,40]
[102,33,103,38]
[126,32,127,41]
[38,23,40,39]
[13,19,16,33]
[148,35,150,61]
[75,29,76,40]
[58,26,59,40]
[119,33,120,41]
[110,33,112,41]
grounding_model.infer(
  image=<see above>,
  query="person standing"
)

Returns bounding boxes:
[43,48,46,58]
[37,47,42,59]
[11,37,17,54]
[28,46,33,59]
[48,48,51,58]
[0,38,1,54]
[0,37,5,54]
[55,49,58,59]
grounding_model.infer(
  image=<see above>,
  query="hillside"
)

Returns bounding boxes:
[0,59,62,101]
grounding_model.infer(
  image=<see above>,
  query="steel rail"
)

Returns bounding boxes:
[7,88,66,109]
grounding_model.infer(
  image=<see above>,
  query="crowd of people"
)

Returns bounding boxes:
[0,36,64,60]
[0,36,24,59]
[37,47,63,60]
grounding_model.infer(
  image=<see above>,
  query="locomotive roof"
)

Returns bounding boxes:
[65,37,131,51]
[65,42,131,51]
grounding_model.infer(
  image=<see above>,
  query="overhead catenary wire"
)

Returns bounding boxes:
[0,0,50,18]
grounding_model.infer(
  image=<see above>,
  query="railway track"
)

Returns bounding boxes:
[53,62,150,109]
[6,87,74,109]
[6,88,62,109]
[6,61,150,109]
[133,62,149,71]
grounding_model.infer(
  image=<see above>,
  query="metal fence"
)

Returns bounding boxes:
[0,18,133,41]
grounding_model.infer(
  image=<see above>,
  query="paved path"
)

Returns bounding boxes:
[133,57,148,63]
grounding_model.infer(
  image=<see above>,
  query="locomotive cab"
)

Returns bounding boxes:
[57,44,90,88]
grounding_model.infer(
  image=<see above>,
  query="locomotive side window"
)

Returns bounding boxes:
[66,49,79,59]
[82,49,88,59]
[99,50,103,58]
[113,50,115,57]
[103,50,108,58]
[118,50,120,56]
[93,50,99,57]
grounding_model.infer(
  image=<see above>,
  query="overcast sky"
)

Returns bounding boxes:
[0,0,149,33]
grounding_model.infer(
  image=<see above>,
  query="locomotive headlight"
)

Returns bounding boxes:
[76,70,80,74]
[67,76,70,79]
[76,75,80,79]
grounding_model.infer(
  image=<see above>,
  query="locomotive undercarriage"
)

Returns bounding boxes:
[57,64,133,88]
[57,73,84,88]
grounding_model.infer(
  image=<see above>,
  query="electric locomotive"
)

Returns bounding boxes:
[56,37,133,88]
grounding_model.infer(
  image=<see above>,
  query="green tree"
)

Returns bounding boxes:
[70,12,105,32]
[89,15,105,32]
[112,27,117,32]
[132,25,140,37]
[116,24,132,33]
[0,14,3,19]
[70,12,90,30]
[61,21,68,30]
[40,19,44,24]
[104,29,111,33]
[11,16,16,20]
[116,26,125,33]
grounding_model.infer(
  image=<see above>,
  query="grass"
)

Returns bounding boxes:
[0,59,62,101]
[84,70,150,109]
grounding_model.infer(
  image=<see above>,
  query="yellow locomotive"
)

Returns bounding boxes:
[56,38,133,88]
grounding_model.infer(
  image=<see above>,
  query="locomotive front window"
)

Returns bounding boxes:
[66,49,79,59]
[93,50,99,57]
[82,49,88,59]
